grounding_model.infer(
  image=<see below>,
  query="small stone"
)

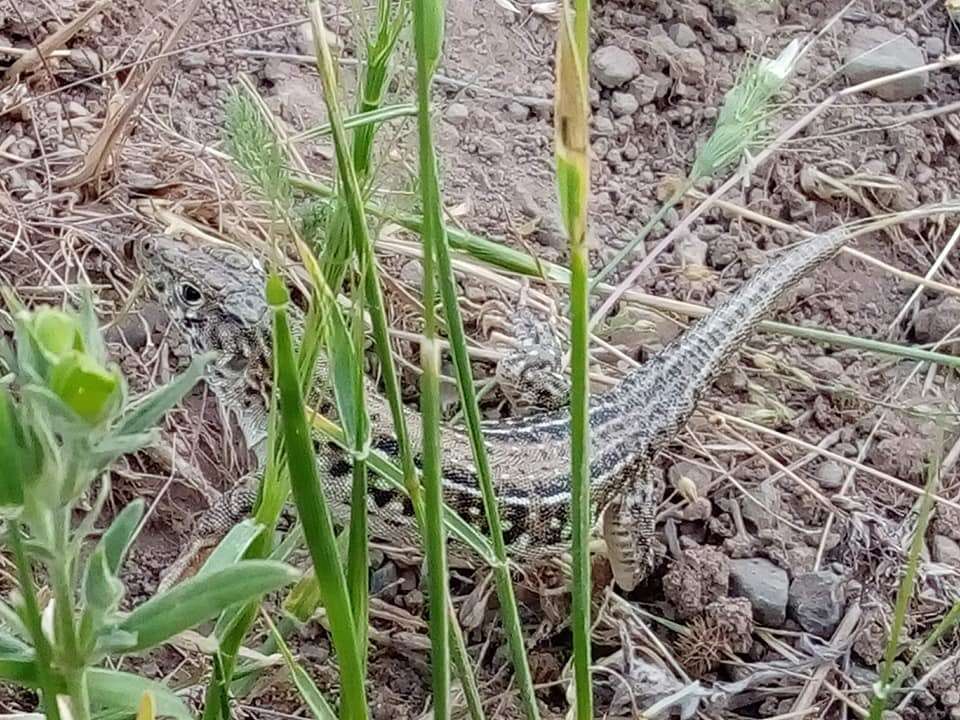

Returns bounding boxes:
[592,45,640,88]
[669,23,697,49]
[478,137,506,158]
[924,36,945,58]
[708,235,739,269]
[400,259,424,288]
[662,546,729,619]
[634,74,660,105]
[592,116,615,136]
[729,557,789,626]
[505,101,529,122]
[741,479,781,531]
[915,297,960,344]
[67,101,89,117]
[667,461,713,497]
[811,355,844,379]
[816,460,845,491]
[678,235,708,267]
[444,102,470,126]
[179,51,207,70]
[371,562,398,599]
[610,91,639,117]
[844,27,927,101]
[788,571,845,637]
[932,535,960,566]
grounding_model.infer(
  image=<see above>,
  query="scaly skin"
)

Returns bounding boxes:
[135,231,847,588]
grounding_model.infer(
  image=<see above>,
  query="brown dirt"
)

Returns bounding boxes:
[2,0,960,717]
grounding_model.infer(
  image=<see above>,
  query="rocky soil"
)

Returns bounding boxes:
[2,0,960,717]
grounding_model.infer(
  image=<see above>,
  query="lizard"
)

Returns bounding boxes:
[134,230,848,590]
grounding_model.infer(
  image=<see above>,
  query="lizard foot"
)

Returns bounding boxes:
[480,284,569,413]
[601,471,660,591]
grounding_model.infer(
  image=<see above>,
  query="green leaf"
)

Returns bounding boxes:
[48,351,124,425]
[84,546,124,617]
[197,520,264,577]
[0,627,32,655]
[115,353,212,436]
[88,669,192,720]
[102,499,145,573]
[0,651,40,688]
[118,561,299,651]
[0,390,39,506]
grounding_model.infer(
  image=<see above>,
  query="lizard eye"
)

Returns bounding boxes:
[178,282,203,306]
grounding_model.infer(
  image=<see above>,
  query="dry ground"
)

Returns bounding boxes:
[2,0,960,717]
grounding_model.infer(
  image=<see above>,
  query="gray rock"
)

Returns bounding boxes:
[816,460,845,491]
[505,101,529,122]
[924,36,945,58]
[788,571,845,637]
[811,355,844,380]
[932,535,960,565]
[631,74,659,105]
[667,461,713,496]
[444,102,470,126]
[592,45,640,88]
[914,297,960,344]
[592,116,616,136]
[400,259,424,288]
[844,27,928,101]
[678,235,708,267]
[610,91,639,117]
[741,479,781,531]
[478,138,506,158]
[179,51,207,70]
[669,23,697,49]
[371,562,398,599]
[729,558,789,625]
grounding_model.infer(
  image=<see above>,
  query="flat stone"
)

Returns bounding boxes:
[610,91,639,117]
[669,23,697,49]
[678,235,708,267]
[788,571,845,637]
[592,45,640,88]
[816,460,845,491]
[444,102,470,126]
[729,557,789,626]
[915,297,960,344]
[932,535,960,566]
[400,259,424,288]
[844,27,928,101]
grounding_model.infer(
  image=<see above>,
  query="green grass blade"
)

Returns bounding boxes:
[267,270,368,719]
[554,1,592,717]
[262,611,339,720]
[410,0,453,713]
[87,669,192,720]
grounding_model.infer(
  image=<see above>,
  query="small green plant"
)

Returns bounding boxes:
[0,297,298,719]
[869,434,960,718]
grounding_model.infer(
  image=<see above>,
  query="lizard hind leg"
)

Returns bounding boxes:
[601,466,659,591]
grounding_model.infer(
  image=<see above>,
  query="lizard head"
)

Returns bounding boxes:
[134,234,270,358]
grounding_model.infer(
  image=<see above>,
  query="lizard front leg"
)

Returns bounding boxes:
[157,480,260,591]
[482,288,570,413]
[601,461,660,591]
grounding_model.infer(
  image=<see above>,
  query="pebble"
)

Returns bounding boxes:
[816,460,845,491]
[592,45,640,88]
[610,91,639,117]
[932,535,960,565]
[505,101,529,122]
[924,36,945,58]
[729,558,789,626]
[678,235,708,267]
[844,27,928,101]
[592,116,615,136]
[811,355,844,380]
[179,51,207,70]
[741,479,781,531]
[371,562,398,599]
[400,259,424,288]
[444,102,470,126]
[914,297,960,345]
[478,137,506,158]
[668,22,697,49]
[788,571,845,637]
